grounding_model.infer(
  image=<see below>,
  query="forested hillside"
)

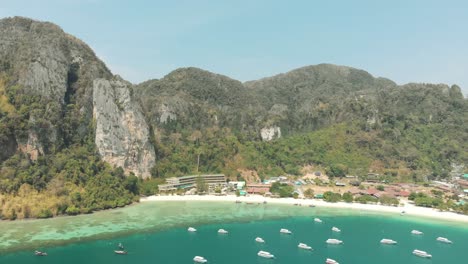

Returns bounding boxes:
[137,65,467,181]
[0,17,467,219]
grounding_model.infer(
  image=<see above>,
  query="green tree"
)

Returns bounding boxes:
[304,188,314,198]
[342,192,353,203]
[323,191,342,203]
[196,176,208,194]
[123,175,139,195]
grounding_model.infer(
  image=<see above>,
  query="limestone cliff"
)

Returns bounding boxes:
[0,16,111,160]
[93,78,156,178]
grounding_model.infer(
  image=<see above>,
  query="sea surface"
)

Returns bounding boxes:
[0,201,467,264]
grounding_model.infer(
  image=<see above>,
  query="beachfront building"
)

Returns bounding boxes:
[158,174,227,192]
[246,183,271,195]
[228,181,246,190]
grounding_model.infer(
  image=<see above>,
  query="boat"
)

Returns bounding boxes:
[436,237,453,244]
[280,228,292,234]
[34,251,47,256]
[309,204,316,207]
[314,218,322,223]
[257,250,275,258]
[332,226,341,232]
[255,237,265,243]
[380,238,397,245]
[412,249,432,258]
[218,229,228,234]
[188,227,197,232]
[235,200,241,203]
[326,238,343,244]
[298,243,312,250]
[193,256,208,263]
[326,258,339,264]
[114,250,127,255]
[411,230,423,235]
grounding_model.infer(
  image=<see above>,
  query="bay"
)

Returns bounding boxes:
[0,201,466,264]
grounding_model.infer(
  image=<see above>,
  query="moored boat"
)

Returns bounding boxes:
[412,249,432,258]
[34,251,47,256]
[193,256,208,263]
[188,227,197,232]
[314,218,322,223]
[114,250,127,255]
[298,243,312,250]
[257,250,274,258]
[326,258,339,264]
[436,237,452,244]
[326,238,343,244]
[218,228,228,234]
[380,238,397,245]
[255,237,265,243]
[411,230,423,235]
[332,226,341,232]
[280,228,292,234]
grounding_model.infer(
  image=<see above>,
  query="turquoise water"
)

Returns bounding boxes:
[0,201,467,264]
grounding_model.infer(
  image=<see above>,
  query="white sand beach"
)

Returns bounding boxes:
[141,194,468,223]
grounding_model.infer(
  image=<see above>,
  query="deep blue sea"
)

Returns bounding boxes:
[0,201,466,264]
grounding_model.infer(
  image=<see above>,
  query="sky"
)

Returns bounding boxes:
[1,0,467,95]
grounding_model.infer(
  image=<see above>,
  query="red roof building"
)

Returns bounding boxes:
[246,184,271,194]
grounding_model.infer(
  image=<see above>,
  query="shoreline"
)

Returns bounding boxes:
[141,194,468,223]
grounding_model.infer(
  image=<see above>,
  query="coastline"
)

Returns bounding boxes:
[141,194,468,223]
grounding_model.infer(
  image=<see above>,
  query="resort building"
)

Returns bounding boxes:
[228,181,246,190]
[246,183,271,194]
[158,174,227,192]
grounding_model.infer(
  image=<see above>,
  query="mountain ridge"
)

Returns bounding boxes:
[0,16,467,219]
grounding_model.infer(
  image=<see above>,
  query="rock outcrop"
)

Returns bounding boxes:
[260,126,281,141]
[0,16,111,160]
[93,78,156,178]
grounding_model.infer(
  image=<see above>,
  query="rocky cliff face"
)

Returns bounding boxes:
[0,17,112,159]
[93,78,156,178]
[0,17,155,178]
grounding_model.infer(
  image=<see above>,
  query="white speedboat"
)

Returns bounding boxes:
[255,237,265,243]
[332,227,341,232]
[217,229,228,234]
[193,256,208,263]
[411,230,423,235]
[436,237,452,244]
[326,258,339,264]
[257,250,275,258]
[412,249,432,258]
[314,218,323,223]
[280,228,292,234]
[34,251,48,256]
[114,250,127,255]
[188,227,197,232]
[298,243,312,250]
[326,238,343,245]
[380,238,397,245]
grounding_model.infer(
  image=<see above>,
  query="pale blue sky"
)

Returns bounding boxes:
[1,0,467,94]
